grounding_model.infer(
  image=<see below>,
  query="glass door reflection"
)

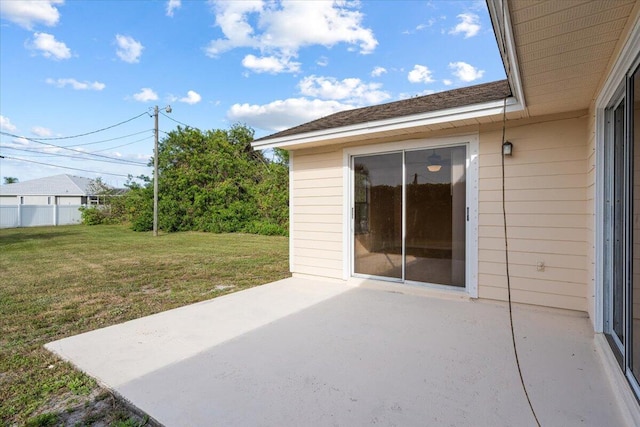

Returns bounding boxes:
[405,147,466,286]
[353,153,403,278]
[353,145,466,287]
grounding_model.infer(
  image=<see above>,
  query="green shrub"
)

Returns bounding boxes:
[79,206,107,225]
[124,185,153,231]
[243,221,287,236]
[79,205,124,226]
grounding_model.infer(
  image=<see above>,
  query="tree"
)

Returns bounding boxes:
[3,177,18,184]
[123,175,153,231]
[129,124,288,235]
[87,177,113,196]
[79,177,121,225]
[273,148,289,165]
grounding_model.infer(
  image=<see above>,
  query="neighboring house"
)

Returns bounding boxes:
[0,174,95,206]
[0,174,100,228]
[253,0,640,415]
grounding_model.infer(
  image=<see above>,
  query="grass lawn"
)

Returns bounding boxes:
[0,225,289,426]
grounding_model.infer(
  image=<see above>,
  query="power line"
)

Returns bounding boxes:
[0,144,151,166]
[159,111,198,129]
[0,131,147,166]
[89,135,154,153]
[27,112,149,141]
[0,145,63,158]
[0,155,133,177]
[61,129,153,147]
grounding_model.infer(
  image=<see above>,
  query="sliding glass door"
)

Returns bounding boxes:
[353,146,466,287]
[603,62,640,396]
[631,65,640,386]
[606,98,626,356]
[353,153,403,279]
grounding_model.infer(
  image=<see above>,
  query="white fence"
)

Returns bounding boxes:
[0,205,83,229]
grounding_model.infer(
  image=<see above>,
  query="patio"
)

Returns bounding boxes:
[46,277,630,426]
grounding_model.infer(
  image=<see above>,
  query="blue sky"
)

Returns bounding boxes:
[0,0,504,186]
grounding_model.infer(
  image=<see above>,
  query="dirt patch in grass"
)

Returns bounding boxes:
[0,225,289,425]
[28,389,156,427]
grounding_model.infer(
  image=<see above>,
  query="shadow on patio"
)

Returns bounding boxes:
[46,278,628,426]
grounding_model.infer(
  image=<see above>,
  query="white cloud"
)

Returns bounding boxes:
[371,66,387,77]
[404,18,438,34]
[45,77,105,91]
[0,0,62,30]
[449,61,484,82]
[31,126,53,137]
[449,13,480,38]
[299,75,390,105]
[443,79,453,86]
[29,32,71,60]
[205,1,377,73]
[316,56,329,67]
[0,115,17,132]
[132,88,158,102]
[115,34,143,63]
[227,98,354,132]
[179,90,202,105]
[241,54,301,74]
[166,0,181,17]
[408,64,434,84]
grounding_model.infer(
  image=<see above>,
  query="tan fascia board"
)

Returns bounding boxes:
[486,0,526,114]
[252,97,522,150]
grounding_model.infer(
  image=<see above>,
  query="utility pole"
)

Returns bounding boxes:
[153,105,171,237]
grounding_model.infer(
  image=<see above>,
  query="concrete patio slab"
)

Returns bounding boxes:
[46,277,629,426]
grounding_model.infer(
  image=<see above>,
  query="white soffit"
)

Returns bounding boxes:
[506,0,638,116]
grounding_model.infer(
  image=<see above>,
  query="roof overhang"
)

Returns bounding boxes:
[486,0,526,112]
[253,97,522,150]
[489,0,638,116]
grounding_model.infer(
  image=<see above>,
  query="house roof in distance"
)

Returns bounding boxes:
[0,174,96,196]
[255,80,511,143]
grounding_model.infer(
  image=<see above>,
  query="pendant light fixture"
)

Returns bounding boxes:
[427,150,442,172]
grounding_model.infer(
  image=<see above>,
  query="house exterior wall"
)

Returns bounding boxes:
[57,196,84,205]
[289,113,589,312]
[0,195,84,205]
[0,196,17,206]
[290,147,344,280]
[478,114,588,312]
[24,196,51,205]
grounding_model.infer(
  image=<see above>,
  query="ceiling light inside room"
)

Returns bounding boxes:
[427,151,442,172]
